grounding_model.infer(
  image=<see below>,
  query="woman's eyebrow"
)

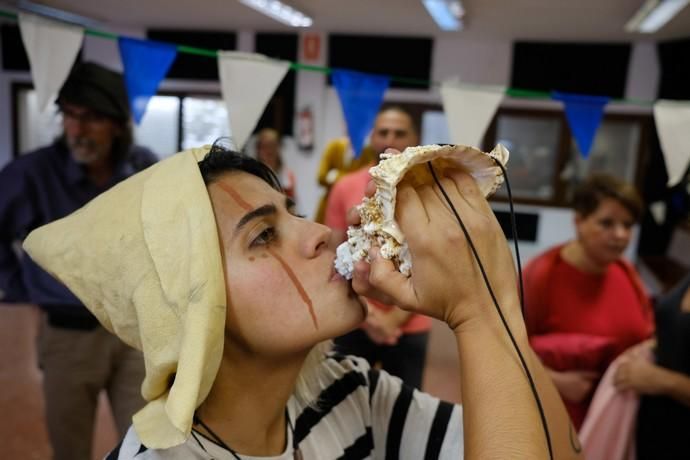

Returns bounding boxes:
[235,204,277,231]
[286,196,296,210]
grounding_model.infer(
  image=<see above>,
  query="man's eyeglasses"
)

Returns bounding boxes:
[59,106,109,124]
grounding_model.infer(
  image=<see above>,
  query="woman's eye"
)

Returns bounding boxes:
[251,227,277,247]
[287,206,305,219]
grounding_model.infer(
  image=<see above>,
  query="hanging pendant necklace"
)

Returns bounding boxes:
[192,408,301,460]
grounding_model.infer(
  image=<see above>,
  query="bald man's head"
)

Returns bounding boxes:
[370,107,419,156]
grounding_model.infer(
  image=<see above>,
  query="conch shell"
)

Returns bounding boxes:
[334,143,509,279]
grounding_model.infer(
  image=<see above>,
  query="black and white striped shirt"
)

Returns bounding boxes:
[108,355,463,459]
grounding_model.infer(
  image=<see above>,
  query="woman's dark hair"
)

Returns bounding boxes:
[198,138,283,191]
[572,173,643,221]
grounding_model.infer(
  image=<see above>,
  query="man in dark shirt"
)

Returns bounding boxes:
[0,62,157,460]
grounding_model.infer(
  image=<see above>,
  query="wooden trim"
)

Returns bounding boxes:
[11,81,32,158]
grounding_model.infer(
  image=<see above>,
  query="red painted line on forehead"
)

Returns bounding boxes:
[267,248,319,330]
[218,182,252,211]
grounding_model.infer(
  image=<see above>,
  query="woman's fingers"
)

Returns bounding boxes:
[395,181,429,243]
[346,205,361,227]
[352,248,418,310]
[352,259,395,306]
[613,360,630,390]
[364,179,376,198]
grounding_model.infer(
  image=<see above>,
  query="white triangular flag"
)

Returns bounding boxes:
[654,100,690,187]
[217,51,290,149]
[440,80,505,148]
[19,12,84,112]
[649,201,667,225]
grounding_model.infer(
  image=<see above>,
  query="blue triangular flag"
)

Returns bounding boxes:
[332,69,390,158]
[118,37,177,124]
[552,91,610,158]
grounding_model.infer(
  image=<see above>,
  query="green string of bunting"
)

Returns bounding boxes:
[0,8,654,106]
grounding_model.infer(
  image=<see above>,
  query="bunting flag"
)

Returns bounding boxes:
[18,12,83,112]
[440,80,504,147]
[217,51,290,149]
[653,100,690,187]
[552,92,609,158]
[649,201,667,225]
[118,37,177,124]
[331,69,390,158]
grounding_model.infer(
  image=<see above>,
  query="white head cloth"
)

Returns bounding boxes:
[24,146,226,448]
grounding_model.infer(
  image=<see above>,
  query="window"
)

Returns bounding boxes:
[181,97,229,150]
[414,102,651,206]
[14,86,63,154]
[484,108,651,205]
[134,96,181,158]
[566,119,641,184]
[492,113,563,200]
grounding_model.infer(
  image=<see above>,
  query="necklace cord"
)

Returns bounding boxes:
[426,161,553,460]
[193,415,242,460]
[192,409,296,460]
[495,160,526,316]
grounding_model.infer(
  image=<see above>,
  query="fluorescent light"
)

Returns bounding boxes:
[239,0,313,27]
[625,0,689,33]
[17,0,102,28]
[422,0,464,31]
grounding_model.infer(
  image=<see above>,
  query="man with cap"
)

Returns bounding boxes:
[0,61,157,460]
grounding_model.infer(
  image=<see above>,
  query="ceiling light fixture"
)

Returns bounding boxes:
[238,0,313,28]
[422,0,464,31]
[15,0,101,28]
[625,0,689,33]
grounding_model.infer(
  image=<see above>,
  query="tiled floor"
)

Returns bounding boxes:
[0,305,460,459]
[0,305,118,459]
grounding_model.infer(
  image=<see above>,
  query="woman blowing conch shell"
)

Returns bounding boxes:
[23,141,578,459]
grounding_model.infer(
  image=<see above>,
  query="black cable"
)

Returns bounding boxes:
[427,161,553,460]
[494,161,526,316]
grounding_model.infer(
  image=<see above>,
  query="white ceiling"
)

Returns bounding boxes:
[8,0,690,42]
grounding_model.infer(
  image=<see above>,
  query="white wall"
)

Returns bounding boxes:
[0,19,659,248]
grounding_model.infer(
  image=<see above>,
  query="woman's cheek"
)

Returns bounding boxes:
[241,258,278,290]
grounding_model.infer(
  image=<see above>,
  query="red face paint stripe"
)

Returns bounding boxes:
[267,248,319,330]
[218,182,252,211]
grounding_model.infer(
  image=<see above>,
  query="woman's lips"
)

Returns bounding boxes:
[330,267,346,282]
[330,258,346,282]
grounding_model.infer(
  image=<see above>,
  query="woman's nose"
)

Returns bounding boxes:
[303,221,332,257]
[613,224,630,240]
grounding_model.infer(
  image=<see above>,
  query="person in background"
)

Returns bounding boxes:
[0,61,157,460]
[22,143,580,459]
[614,271,690,459]
[324,106,432,389]
[523,174,654,429]
[313,137,376,223]
[255,128,296,199]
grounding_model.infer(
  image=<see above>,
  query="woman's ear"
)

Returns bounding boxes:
[573,212,584,227]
